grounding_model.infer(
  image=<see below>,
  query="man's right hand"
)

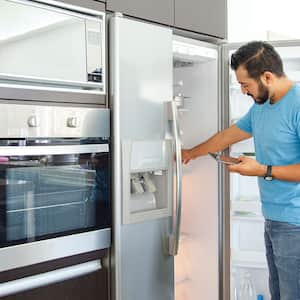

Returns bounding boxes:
[181,149,193,164]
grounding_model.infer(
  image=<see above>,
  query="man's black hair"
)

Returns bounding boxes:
[230,41,285,79]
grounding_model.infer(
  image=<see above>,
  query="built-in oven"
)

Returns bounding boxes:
[0,103,110,272]
[0,0,106,105]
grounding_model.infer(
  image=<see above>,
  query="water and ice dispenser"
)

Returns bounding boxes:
[122,140,172,224]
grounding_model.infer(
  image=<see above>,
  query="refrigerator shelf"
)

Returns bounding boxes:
[231,215,264,222]
[232,259,268,269]
[232,250,267,269]
[231,200,262,216]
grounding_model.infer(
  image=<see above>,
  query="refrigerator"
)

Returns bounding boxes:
[110,13,300,300]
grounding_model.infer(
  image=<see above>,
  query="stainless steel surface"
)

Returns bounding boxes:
[168,100,182,256]
[121,220,174,300]
[110,15,122,300]
[0,228,110,272]
[110,15,173,300]
[0,73,103,90]
[0,144,108,156]
[0,260,102,297]
[0,104,110,138]
[220,44,228,300]
[0,85,107,105]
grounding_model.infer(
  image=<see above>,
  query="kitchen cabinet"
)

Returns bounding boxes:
[106,0,174,26]
[60,0,105,11]
[1,269,108,300]
[174,0,227,39]
[0,251,109,300]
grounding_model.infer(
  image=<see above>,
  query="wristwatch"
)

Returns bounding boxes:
[264,165,273,181]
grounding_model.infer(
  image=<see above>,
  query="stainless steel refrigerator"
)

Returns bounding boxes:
[109,13,300,300]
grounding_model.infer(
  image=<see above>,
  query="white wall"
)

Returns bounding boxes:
[228,0,300,42]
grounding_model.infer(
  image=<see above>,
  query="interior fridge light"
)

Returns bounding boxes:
[173,41,217,59]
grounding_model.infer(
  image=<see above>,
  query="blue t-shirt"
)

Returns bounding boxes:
[236,84,300,225]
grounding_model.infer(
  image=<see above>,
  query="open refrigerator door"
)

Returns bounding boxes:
[228,44,269,300]
[172,35,220,300]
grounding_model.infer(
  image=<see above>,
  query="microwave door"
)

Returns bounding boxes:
[0,0,106,100]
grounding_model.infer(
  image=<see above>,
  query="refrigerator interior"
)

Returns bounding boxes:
[173,36,219,300]
[229,43,300,300]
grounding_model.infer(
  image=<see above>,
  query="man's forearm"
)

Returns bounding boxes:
[189,131,231,159]
[188,125,252,160]
[182,125,252,164]
[272,164,300,182]
[229,159,300,182]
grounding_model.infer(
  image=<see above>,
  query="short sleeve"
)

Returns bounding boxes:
[235,105,254,134]
[294,105,300,139]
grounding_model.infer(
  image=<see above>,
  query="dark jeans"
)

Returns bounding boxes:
[265,219,300,300]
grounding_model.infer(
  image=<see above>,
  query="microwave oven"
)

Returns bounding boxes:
[0,0,106,105]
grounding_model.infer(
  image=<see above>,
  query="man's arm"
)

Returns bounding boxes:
[182,124,252,164]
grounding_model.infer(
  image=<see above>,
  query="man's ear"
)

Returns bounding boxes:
[260,71,274,86]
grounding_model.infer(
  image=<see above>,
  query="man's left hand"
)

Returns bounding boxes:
[228,156,266,177]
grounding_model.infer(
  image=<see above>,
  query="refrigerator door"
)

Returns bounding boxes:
[110,15,174,300]
[173,36,221,300]
[223,42,267,300]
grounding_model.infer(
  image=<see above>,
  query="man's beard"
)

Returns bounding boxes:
[247,80,269,105]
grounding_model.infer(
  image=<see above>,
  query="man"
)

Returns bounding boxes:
[182,41,300,300]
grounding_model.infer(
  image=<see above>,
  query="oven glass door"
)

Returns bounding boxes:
[0,143,110,247]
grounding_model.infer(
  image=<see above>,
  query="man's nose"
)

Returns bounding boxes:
[241,86,247,94]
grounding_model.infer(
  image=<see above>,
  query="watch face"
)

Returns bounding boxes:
[264,176,273,181]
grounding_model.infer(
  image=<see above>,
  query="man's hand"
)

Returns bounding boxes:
[181,149,193,164]
[228,156,267,177]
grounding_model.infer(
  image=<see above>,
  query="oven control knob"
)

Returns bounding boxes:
[27,116,40,127]
[67,117,79,128]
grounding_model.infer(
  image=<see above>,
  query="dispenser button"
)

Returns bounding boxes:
[67,117,79,128]
[27,116,40,127]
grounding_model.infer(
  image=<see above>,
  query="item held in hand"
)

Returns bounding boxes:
[208,152,240,165]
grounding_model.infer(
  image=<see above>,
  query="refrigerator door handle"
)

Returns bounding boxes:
[168,100,183,256]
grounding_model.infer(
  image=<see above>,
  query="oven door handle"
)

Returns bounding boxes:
[0,260,102,297]
[0,144,109,156]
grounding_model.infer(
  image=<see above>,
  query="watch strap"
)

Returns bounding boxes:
[264,165,272,179]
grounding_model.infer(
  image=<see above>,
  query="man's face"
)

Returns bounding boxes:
[235,66,269,105]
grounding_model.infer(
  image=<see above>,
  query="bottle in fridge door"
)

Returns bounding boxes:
[238,271,256,300]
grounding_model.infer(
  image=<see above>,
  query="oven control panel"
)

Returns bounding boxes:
[0,104,110,138]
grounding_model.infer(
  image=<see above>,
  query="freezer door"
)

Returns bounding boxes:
[110,15,174,300]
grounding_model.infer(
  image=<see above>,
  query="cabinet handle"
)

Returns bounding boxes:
[0,260,102,297]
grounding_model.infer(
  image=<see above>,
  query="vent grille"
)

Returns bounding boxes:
[87,30,101,45]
